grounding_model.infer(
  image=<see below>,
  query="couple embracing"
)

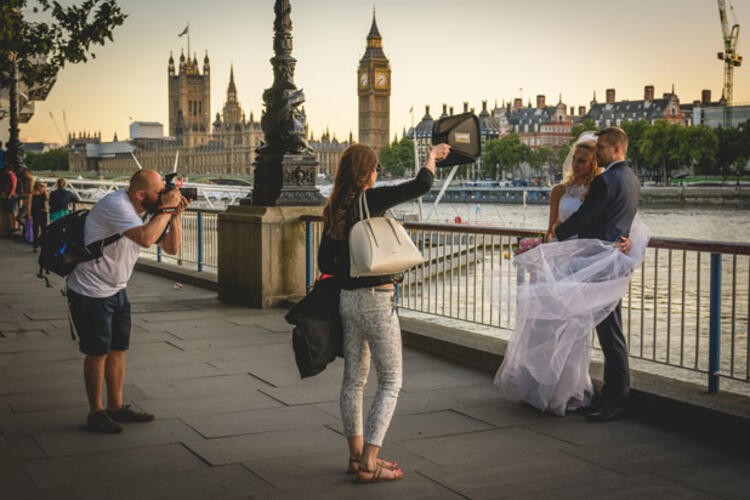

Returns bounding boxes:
[495,126,649,422]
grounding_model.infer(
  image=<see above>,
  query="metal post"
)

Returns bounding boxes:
[708,253,722,393]
[197,211,204,272]
[306,221,313,289]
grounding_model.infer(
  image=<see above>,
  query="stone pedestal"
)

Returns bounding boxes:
[217,205,323,309]
[277,153,325,206]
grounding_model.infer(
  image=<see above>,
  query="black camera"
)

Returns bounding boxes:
[164,173,198,201]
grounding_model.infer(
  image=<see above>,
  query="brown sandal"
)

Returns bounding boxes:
[355,463,404,484]
[347,457,398,475]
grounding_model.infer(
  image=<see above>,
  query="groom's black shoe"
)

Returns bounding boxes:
[577,403,600,416]
[585,402,624,422]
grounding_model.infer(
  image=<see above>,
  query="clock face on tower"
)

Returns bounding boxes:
[359,71,368,89]
[374,70,389,89]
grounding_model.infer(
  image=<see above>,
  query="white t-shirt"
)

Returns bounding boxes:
[67,189,145,298]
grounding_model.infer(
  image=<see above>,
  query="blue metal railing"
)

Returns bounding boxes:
[709,253,722,393]
[302,216,750,394]
[78,201,220,272]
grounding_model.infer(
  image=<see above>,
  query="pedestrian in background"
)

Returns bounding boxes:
[30,181,49,252]
[49,178,79,222]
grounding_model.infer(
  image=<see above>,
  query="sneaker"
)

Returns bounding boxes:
[86,411,124,434]
[107,404,154,423]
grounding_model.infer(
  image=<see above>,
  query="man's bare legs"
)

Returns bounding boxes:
[105,350,126,412]
[83,354,107,414]
[83,350,126,414]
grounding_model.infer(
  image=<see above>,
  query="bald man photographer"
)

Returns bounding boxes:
[67,169,189,433]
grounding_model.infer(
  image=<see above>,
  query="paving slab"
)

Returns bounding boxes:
[182,405,338,438]
[5,383,149,413]
[23,443,204,489]
[0,462,36,494]
[73,464,277,500]
[511,473,715,500]
[451,400,558,428]
[132,373,261,399]
[183,426,344,465]
[416,449,624,499]
[32,417,202,457]
[134,389,283,418]
[398,427,575,467]
[168,329,287,350]
[657,459,750,499]
[0,434,46,462]
[245,449,462,499]
[2,487,77,500]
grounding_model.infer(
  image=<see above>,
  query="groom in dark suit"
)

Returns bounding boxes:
[555,126,640,422]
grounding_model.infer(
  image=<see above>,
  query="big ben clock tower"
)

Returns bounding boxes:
[358,12,390,155]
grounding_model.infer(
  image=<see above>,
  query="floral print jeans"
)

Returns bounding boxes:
[339,287,402,447]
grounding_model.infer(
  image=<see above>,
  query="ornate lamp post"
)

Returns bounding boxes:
[250,0,324,206]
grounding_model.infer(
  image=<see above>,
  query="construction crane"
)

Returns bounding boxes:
[717,0,743,127]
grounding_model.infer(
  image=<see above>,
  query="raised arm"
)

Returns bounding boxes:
[159,195,189,255]
[122,188,184,248]
[365,144,450,215]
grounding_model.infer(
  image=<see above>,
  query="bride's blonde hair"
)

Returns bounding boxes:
[562,140,598,188]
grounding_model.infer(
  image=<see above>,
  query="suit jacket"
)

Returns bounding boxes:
[555,161,640,242]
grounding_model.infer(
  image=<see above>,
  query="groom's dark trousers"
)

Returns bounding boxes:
[596,302,629,405]
[556,161,640,407]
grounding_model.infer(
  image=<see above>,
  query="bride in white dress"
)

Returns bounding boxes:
[494,133,648,416]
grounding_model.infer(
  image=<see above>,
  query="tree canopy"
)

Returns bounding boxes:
[379,136,415,177]
[1,0,126,168]
[482,134,530,179]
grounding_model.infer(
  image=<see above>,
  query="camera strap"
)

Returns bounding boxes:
[155,206,179,215]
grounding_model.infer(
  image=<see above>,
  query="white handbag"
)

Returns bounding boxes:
[349,191,424,277]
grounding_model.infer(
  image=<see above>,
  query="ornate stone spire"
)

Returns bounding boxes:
[251,0,321,207]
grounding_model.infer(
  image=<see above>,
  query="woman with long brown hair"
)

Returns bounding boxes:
[318,142,450,483]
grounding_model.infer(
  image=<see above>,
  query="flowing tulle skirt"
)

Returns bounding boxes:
[494,219,649,416]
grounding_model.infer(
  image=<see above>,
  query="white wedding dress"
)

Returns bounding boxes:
[494,185,648,416]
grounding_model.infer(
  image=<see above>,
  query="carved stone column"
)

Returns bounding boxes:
[250,0,324,207]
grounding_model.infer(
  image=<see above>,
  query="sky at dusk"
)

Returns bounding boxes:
[18,0,750,144]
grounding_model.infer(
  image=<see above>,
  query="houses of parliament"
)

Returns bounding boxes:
[69,14,391,179]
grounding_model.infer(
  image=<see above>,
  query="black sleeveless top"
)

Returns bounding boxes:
[317,168,434,290]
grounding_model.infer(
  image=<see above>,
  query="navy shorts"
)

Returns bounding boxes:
[67,288,132,355]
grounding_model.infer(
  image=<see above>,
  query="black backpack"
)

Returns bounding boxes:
[37,209,121,286]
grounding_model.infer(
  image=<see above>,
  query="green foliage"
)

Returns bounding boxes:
[379,137,415,177]
[639,120,685,183]
[25,149,68,171]
[682,126,719,175]
[619,120,650,170]
[571,119,597,141]
[482,134,531,179]
[0,1,127,89]
[1,0,126,169]
[715,119,750,178]
[565,118,748,182]
[527,147,555,175]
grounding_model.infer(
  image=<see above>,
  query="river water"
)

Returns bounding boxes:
[392,202,750,243]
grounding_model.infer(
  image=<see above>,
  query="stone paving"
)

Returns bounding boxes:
[1,238,749,499]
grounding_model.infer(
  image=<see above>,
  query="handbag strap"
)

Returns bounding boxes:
[358,191,371,221]
[355,191,405,247]
[357,191,379,247]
